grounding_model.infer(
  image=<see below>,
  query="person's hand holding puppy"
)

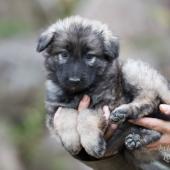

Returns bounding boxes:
[54,95,170,158]
[129,104,170,150]
[78,96,170,150]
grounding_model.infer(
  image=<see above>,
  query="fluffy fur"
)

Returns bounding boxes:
[37,16,170,170]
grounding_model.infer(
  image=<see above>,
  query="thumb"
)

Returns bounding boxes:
[78,95,90,112]
[159,104,170,115]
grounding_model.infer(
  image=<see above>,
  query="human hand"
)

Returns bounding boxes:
[129,104,170,150]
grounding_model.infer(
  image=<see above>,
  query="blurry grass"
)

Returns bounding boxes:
[9,92,70,170]
[10,94,45,168]
[0,0,79,38]
[0,20,32,38]
[59,0,80,17]
[52,157,66,170]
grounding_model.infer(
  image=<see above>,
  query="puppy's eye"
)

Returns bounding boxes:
[55,51,69,63]
[85,54,96,65]
[59,51,69,59]
[54,52,69,58]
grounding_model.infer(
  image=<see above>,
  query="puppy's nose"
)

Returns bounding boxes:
[69,77,80,83]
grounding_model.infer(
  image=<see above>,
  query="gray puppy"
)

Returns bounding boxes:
[37,16,170,170]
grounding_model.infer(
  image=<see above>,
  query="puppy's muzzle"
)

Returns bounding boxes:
[68,77,82,88]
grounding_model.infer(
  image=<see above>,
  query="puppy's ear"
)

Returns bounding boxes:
[104,36,119,60]
[36,31,55,52]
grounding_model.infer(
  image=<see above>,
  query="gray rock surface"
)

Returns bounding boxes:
[0,36,44,118]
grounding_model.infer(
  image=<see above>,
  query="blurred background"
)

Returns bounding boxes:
[0,0,169,170]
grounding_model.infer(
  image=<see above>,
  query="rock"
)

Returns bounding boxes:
[0,35,44,119]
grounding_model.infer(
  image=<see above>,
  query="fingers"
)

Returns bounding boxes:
[104,124,118,141]
[160,104,170,115]
[129,118,170,133]
[103,105,118,140]
[103,106,110,120]
[129,117,170,150]
[147,134,170,150]
[78,95,90,112]
[146,141,161,150]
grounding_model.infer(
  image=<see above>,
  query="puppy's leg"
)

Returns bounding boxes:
[110,92,159,124]
[77,109,107,158]
[53,108,82,155]
[112,59,170,124]
[125,127,161,150]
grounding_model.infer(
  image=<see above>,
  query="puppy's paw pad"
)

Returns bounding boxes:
[125,134,142,150]
[110,109,127,124]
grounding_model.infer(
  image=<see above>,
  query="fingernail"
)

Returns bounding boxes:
[103,106,110,119]
[83,95,89,101]
[160,104,170,113]
[103,105,109,111]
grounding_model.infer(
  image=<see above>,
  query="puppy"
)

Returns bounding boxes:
[37,16,170,169]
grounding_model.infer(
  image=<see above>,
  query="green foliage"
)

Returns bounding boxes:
[52,157,66,170]
[59,0,80,17]
[10,96,45,168]
[0,20,32,38]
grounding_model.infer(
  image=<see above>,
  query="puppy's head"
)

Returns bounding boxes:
[37,16,119,93]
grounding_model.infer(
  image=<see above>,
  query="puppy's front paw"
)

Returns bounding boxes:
[125,133,142,150]
[77,109,106,158]
[59,130,82,155]
[110,105,129,124]
[125,128,161,151]
[80,131,106,158]
[54,108,82,155]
